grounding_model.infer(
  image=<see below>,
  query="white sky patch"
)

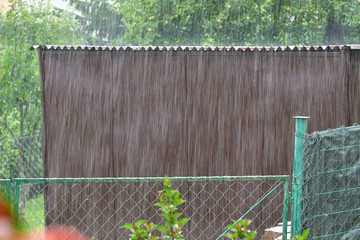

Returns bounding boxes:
[50,0,69,10]
[50,0,82,16]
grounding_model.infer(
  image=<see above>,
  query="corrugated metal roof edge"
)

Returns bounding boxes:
[30,45,360,52]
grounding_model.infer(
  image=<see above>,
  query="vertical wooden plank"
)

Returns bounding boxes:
[42,51,113,178]
[111,51,187,238]
[112,51,187,177]
[260,52,346,175]
[186,51,266,238]
[187,52,263,176]
[40,50,116,239]
[349,50,360,124]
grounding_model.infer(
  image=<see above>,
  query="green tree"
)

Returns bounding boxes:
[67,0,125,45]
[0,0,83,179]
[109,0,360,46]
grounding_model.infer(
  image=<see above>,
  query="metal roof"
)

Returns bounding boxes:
[31,45,360,52]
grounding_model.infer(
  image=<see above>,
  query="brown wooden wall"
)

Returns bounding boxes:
[40,49,350,178]
[38,48,358,239]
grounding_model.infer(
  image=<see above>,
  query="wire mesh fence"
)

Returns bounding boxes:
[0,179,12,204]
[13,176,289,240]
[292,125,360,239]
[0,135,43,179]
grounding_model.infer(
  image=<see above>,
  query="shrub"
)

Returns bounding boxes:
[122,177,188,240]
[224,219,256,240]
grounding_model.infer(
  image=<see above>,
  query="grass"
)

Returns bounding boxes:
[23,193,45,232]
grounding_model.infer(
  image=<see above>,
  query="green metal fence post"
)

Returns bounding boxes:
[14,179,20,224]
[291,116,309,236]
[6,180,12,205]
[282,177,290,240]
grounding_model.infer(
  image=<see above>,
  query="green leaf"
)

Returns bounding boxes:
[301,229,310,239]
[174,198,185,205]
[179,218,188,226]
[164,176,171,187]
[156,225,165,231]
[135,219,147,225]
[224,233,235,239]
[154,202,164,207]
[121,223,135,229]
[226,224,238,230]
[249,231,257,239]
[161,213,172,221]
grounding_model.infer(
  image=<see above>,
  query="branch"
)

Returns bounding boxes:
[2,117,22,151]
[2,116,17,139]
[0,125,6,141]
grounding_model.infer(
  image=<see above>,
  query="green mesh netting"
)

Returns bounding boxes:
[302,125,360,239]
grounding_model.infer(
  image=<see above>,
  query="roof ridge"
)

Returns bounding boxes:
[31,45,354,52]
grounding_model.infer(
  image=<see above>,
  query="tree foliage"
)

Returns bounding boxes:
[109,0,360,46]
[67,0,125,45]
[0,0,83,178]
[1,0,360,178]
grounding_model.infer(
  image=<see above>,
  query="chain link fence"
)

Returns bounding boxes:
[12,176,289,240]
[0,135,43,179]
[292,125,360,239]
[0,179,11,204]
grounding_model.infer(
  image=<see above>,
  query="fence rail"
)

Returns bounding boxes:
[0,175,290,240]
